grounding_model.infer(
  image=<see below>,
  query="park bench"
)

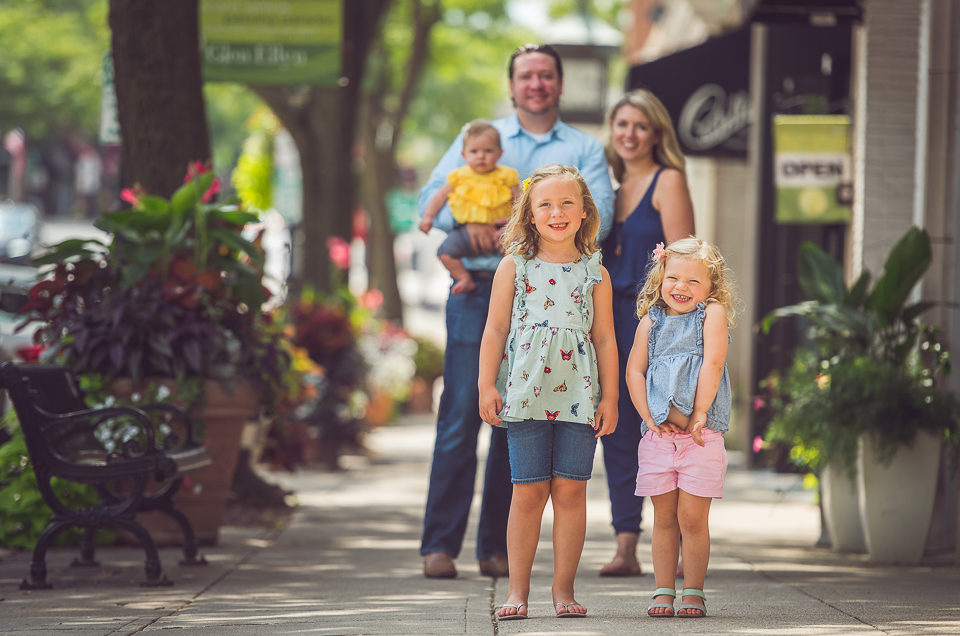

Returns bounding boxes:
[0,362,211,589]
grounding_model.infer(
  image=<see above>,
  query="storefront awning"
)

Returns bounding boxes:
[626,27,750,159]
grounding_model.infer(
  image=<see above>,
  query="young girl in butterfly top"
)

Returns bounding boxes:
[626,237,736,619]
[479,164,619,621]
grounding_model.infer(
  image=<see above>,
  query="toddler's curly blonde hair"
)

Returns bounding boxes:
[635,237,737,325]
[500,164,600,258]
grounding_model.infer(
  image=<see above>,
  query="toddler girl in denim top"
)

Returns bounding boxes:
[625,237,736,619]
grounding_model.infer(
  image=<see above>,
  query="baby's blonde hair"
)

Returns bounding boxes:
[635,237,737,325]
[461,120,501,149]
[501,164,600,259]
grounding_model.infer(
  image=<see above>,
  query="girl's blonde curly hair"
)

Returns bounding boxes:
[635,237,737,325]
[500,164,600,258]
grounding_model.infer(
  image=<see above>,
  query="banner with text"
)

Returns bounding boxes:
[201,0,341,85]
[773,115,852,224]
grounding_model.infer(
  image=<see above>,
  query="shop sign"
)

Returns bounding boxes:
[201,0,341,85]
[773,114,852,223]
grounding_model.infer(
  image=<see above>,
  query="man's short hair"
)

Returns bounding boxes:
[508,44,563,81]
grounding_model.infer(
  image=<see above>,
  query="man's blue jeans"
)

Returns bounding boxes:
[420,276,512,560]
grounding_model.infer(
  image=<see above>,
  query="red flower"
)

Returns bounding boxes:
[202,177,221,203]
[326,236,350,270]
[120,188,140,206]
[15,344,46,363]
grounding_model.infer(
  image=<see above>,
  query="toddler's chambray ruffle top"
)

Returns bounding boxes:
[643,302,731,437]
[496,252,603,427]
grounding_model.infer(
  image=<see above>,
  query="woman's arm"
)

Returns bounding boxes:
[478,256,517,426]
[589,266,619,437]
[654,168,696,243]
[689,302,729,445]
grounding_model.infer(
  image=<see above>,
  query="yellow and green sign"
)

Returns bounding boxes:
[201,0,341,85]
[773,115,852,224]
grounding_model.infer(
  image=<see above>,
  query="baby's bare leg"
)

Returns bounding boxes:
[439,254,476,294]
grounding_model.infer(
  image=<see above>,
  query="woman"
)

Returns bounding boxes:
[597,89,696,576]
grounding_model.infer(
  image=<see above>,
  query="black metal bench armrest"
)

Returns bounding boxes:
[36,404,160,453]
[137,403,201,448]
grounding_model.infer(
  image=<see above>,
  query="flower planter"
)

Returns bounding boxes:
[820,460,866,553]
[857,430,941,563]
[114,378,260,546]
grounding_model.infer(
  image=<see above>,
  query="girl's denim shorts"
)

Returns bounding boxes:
[506,419,598,484]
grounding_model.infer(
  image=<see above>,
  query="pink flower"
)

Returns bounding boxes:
[184,160,211,182]
[202,177,221,203]
[753,435,764,454]
[652,242,666,263]
[360,289,383,309]
[753,396,766,412]
[120,188,140,206]
[326,236,351,270]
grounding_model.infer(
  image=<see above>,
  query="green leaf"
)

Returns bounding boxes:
[209,208,258,226]
[32,239,105,266]
[902,301,935,325]
[170,178,202,218]
[208,228,264,268]
[797,242,846,303]
[866,227,931,327]
[845,271,871,308]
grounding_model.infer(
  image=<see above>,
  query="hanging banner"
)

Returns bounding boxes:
[201,0,341,85]
[773,114,852,224]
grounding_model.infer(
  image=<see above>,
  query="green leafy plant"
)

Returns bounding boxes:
[761,227,959,472]
[18,163,290,406]
[0,415,105,549]
[412,335,444,384]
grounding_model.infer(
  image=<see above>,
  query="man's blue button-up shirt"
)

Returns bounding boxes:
[418,114,615,271]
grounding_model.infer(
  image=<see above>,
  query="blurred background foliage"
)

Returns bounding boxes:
[0,0,553,189]
[0,1,108,141]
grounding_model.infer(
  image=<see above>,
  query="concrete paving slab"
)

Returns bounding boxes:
[1,412,958,635]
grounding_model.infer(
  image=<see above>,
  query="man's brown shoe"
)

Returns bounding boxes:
[423,552,457,578]
[478,555,509,577]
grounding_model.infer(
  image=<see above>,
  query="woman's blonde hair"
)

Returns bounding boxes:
[501,164,600,259]
[635,237,737,325]
[605,89,686,184]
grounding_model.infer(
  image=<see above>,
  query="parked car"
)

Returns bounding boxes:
[0,201,40,264]
[0,262,39,359]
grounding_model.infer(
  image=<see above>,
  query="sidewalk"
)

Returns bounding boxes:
[1,413,959,635]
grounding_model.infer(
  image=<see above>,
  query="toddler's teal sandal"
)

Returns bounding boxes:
[677,588,707,618]
[647,587,676,617]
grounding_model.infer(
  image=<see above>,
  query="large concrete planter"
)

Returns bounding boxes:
[821,460,866,553]
[856,430,941,563]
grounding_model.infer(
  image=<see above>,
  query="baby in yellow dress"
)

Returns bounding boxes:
[419,120,520,294]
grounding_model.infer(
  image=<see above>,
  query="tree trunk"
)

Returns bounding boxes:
[360,122,403,321]
[108,0,210,197]
[250,1,390,298]
[360,0,441,322]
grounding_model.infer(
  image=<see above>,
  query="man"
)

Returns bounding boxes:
[418,43,615,579]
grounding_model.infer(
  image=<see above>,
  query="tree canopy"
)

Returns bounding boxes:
[0,1,108,141]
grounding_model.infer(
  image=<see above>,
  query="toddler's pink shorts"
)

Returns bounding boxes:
[635,427,727,499]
